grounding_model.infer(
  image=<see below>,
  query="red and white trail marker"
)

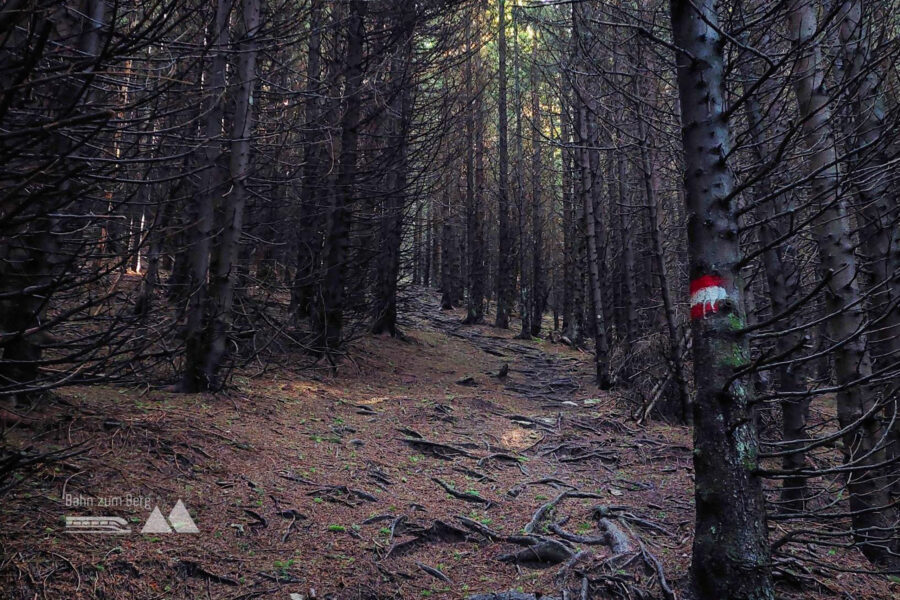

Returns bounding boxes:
[690,275,728,320]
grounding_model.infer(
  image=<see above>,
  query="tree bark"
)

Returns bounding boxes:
[440,187,455,310]
[372,4,415,336]
[200,0,261,389]
[463,18,485,325]
[837,0,900,497]
[494,0,514,329]
[560,105,577,341]
[180,0,229,392]
[573,3,610,389]
[669,2,775,598]
[290,0,324,319]
[616,149,638,374]
[529,35,544,337]
[735,4,809,511]
[786,0,897,566]
[315,0,367,354]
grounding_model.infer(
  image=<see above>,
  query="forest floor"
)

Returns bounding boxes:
[0,288,895,600]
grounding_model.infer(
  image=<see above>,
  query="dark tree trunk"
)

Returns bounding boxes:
[463,20,485,325]
[561,107,576,340]
[290,0,324,319]
[669,2,775,598]
[315,0,367,354]
[135,182,175,318]
[735,4,809,511]
[200,0,260,389]
[424,198,434,288]
[616,151,638,373]
[494,0,514,329]
[440,188,454,310]
[413,200,422,286]
[429,196,439,287]
[630,45,690,423]
[838,0,900,497]
[786,0,897,566]
[180,0,229,392]
[372,4,415,336]
[573,4,610,388]
[0,0,106,398]
[529,35,544,337]
[578,105,610,389]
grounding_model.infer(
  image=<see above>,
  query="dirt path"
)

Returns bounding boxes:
[0,289,889,599]
[401,291,584,406]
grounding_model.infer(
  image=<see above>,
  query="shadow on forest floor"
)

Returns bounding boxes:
[0,289,892,599]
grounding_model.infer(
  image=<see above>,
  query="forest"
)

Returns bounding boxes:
[0,0,898,598]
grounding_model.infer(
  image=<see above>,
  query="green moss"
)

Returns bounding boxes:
[726,312,744,331]
[718,342,749,368]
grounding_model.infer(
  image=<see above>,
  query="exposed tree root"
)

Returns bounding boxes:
[416,561,451,583]
[385,518,470,558]
[477,452,522,468]
[277,472,377,505]
[524,491,570,534]
[176,560,239,586]
[402,437,474,459]
[432,477,492,506]
[498,538,574,568]
[596,518,632,554]
[506,477,574,498]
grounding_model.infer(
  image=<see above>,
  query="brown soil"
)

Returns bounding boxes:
[0,290,895,599]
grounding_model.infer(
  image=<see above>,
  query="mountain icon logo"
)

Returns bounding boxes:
[141,500,199,534]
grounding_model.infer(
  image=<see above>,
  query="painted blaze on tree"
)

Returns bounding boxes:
[689,274,729,320]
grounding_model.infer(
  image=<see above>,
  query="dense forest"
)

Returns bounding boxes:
[1,1,898,599]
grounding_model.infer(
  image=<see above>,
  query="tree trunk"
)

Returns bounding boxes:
[494,0,514,329]
[735,4,809,511]
[630,44,690,423]
[316,0,366,354]
[837,0,900,497]
[429,196,439,287]
[579,106,610,390]
[197,0,260,389]
[425,198,435,287]
[413,199,423,286]
[372,5,415,336]
[440,187,455,310]
[290,0,324,319]
[616,150,638,373]
[669,2,775,598]
[529,35,544,337]
[573,4,609,389]
[463,18,485,325]
[180,0,229,392]
[786,0,897,566]
[561,106,577,341]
